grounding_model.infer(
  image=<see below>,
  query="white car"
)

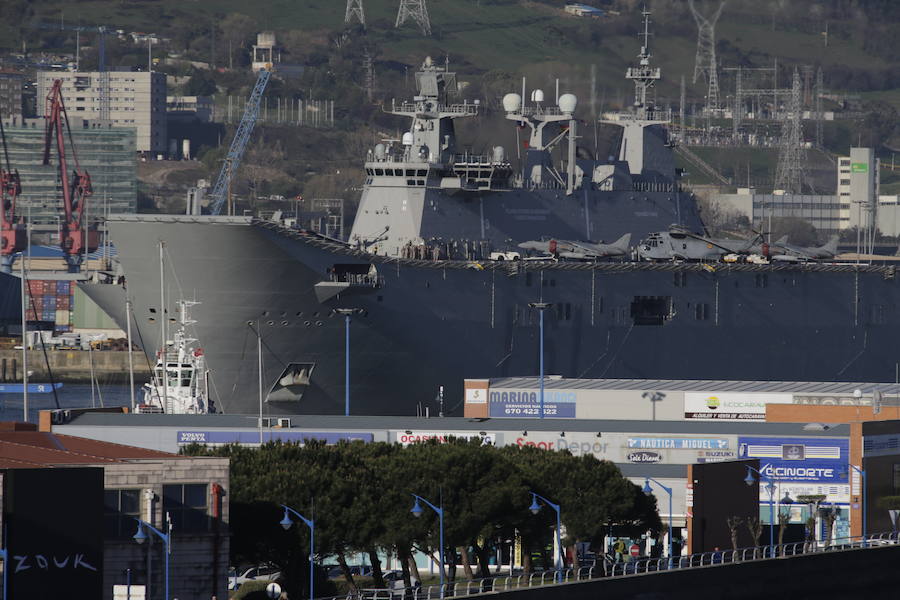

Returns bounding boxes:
[228,564,282,590]
[489,251,521,261]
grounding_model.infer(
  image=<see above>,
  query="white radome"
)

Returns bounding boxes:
[558,93,578,114]
[502,93,521,113]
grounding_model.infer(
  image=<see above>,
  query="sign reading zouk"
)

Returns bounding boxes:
[489,389,577,418]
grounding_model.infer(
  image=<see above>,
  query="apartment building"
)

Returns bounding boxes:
[36,69,167,154]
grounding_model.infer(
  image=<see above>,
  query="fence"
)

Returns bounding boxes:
[219,96,335,127]
[314,531,900,600]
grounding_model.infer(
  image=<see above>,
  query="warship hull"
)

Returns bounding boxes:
[81,215,900,416]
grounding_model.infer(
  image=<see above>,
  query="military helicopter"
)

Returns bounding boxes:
[518,233,631,260]
[770,235,839,262]
[637,227,764,261]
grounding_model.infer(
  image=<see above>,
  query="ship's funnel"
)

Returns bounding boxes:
[502,93,521,113]
[558,93,577,115]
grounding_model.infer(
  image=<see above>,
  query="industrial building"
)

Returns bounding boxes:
[0,420,230,600]
[0,116,137,227]
[36,69,167,154]
[44,404,856,559]
[713,147,887,237]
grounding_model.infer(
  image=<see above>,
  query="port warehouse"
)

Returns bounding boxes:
[46,374,869,550]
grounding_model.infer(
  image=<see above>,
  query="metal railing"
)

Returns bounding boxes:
[316,532,899,600]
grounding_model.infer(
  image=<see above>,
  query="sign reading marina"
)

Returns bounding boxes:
[488,389,577,418]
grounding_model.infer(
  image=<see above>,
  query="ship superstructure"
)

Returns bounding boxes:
[77,9,900,417]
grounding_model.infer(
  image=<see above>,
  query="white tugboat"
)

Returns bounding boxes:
[137,300,211,414]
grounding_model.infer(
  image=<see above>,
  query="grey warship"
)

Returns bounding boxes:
[81,13,900,416]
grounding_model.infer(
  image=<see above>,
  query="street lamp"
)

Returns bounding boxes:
[744,465,776,556]
[841,463,868,547]
[527,302,552,418]
[529,491,563,582]
[411,494,445,597]
[279,504,315,600]
[643,478,674,568]
[332,308,363,416]
[133,518,171,600]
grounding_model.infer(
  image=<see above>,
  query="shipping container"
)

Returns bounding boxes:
[27,281,43,295]
[25,309,37,321]
[41,281,55,294]
[56,281,70,295]
[55,296,70,310]
[53,324,72,333]
[55,310,69,325]
[42,297,55,309]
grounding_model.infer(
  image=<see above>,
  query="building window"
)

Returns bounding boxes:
[104,488,141,539]
[163,483,208,533]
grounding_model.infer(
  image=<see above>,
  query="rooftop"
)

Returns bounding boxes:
[0,421,179,468]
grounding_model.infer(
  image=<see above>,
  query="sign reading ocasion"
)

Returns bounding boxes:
[738,436,848,483]
[488,389,576,418]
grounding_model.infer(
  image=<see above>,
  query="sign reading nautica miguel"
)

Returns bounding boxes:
[79,8,900,418]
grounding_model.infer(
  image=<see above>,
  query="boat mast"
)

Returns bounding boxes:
[19,248,27,421]
[159,241,168,412]
[126,296,135,411]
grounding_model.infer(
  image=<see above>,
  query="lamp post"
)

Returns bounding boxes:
[529,491,563,583]
[643,478,674,568]
[332,308,362,416]
[279,504,315,600]
[411,493,444,597]
[843,463,867,547]
[744,465,776,556]
[133,517,171,600]
[527,302,552,418]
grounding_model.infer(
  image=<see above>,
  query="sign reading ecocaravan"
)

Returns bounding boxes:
[684,392,793,421]
[489,389,577,418]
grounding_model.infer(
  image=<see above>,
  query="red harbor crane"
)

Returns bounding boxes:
[43,79,99,273]
[0,110,26,274]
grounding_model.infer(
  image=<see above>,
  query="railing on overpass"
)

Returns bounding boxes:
[317,532,900,600]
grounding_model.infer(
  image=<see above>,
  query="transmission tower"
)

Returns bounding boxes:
[679,74,686,138]
[814,67,824,148]
[362,48,375,102]
[396,0,431,36]
[774,69,806,194]
[345,0,365,27]
[688,0,725,110]
[732,66,742,141]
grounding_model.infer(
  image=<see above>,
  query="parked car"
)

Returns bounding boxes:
[228,564,282,590]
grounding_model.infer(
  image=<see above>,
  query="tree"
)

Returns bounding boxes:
[727,516,743,552]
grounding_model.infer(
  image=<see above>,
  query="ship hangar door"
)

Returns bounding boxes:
[268,362,316,402]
